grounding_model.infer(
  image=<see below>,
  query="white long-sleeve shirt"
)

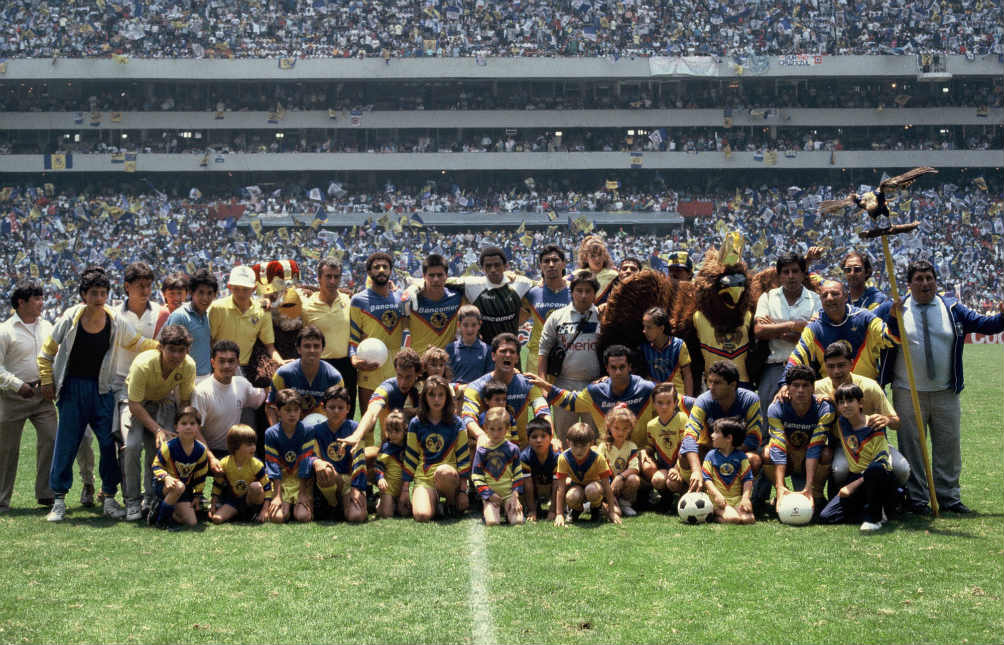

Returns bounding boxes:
[0,313,52,393]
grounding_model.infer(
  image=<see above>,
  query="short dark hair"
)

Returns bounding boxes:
[652,381,678,401]
[124,262,154,284]
[906,259,936,284]
[775,252,806,275]
[275,388,302,410]
[188,268,218,294]
[483,380,508,402]
[526,415,552,437]
[297,324,326,349]
[643,306,669,333]
[834,383,864,404]
[785,365,816,386]
[162,272,189,292]
[79,266,111,297]
[321,385,351,406]
[707,360,740,385]
[10,280,43,310]
[393,347,423,373]
[713,417,746,448]
[211,339,240,359]
[569,269,600,294]
[842,250,873,276]
[422,254,448,274]
[479,246,507,267]
[174,405,202,427]
[619,257,643,271]
[160,324,193,348]
[365,252,393,273]
[537,245,565,264]
[602,344,633,367]
[823,340,854,362]
[491,332,519,353]
[317,257,342,277]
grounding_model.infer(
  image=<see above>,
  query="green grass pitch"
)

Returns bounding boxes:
[1,346,1001,644]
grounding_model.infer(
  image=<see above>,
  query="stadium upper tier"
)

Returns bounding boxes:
[2,0,1001,59]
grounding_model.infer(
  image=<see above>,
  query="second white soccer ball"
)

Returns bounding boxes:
[356,337,389,368]
[777,493,813,526]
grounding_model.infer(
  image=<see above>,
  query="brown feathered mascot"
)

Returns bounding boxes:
[247,259,303,387]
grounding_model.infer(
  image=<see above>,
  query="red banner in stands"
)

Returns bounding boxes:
[965,332,1004,344]
[208,201,246,220]
[677,200,714,217]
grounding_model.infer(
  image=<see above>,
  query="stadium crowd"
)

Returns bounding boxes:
[1,179,1000,320]
[2,0,1001,60]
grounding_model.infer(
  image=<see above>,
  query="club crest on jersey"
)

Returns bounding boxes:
[250,316,260,325]
[719,461,735,476]
[485,453,506,479]
[790,430,809,448]
[234,479,248,495]
[429,311,448,330]
[284,450,297,464]
[327,442,346,461]
[845,435,860,452]
[715,329,742,351]
[614,456,627,472]
[424,433,444,453]
[175,461,196,479]
[380,309,400,329]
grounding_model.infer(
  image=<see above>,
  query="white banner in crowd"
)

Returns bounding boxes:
[649,56,720,77]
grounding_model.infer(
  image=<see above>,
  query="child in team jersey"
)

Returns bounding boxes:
[642,383,689,505]
[471,407,527,525]
[477,380,517,442]
[263,389,314,523]
[307,385,368,523]
[519,416,560,522]
[375,410,409,518]
[150,406,210,530]
[209,424,272,524]
[598,404,642,517]
[702,417,755,524]
[554,422,621,526]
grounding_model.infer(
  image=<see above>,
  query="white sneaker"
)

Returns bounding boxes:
[860,520,883,532]
[46,498,67,522]
[619,499,638,517]
[125,499,143,521]
[103,497,127,520]
[582,501,591,515]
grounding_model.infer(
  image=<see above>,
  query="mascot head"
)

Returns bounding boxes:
[695,233,752,333]
[252,260,303,330]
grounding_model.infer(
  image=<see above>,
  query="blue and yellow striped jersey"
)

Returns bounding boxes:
[408,288,464,356]
[263,422,312,481]
[376,440,405,494]
[472,439,527,500]
[766,399,834,465]
[555,448,612,486]
[268,358,343,416]
[786,305,896,381]
[211,455,273,500]
[349,288,408,388]
[306,418,367,490]
[834,417,892,474]
[462,373,549,447]
[152,437,209,495]
[702,448,752,501]
[546,375,656,448]
[522,283,570,375]
[646,411,688,469]
[402,416,471,483]
[681,388,762,455]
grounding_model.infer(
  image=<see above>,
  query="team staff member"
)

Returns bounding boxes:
[208,265,285,380]
[442,247,534,346]
[0,281,59,511]
[842,251,889,311]
[301,257,357,416]
[39,267,159,522]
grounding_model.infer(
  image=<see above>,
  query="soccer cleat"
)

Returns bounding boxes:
[125,499,143,522]
[860,520,882,532]
[103,497,127,520]
[619,499,638,517]
[46,498,67,522]
[80,483,95,507]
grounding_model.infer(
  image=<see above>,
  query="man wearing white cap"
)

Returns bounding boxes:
[207,266,285,380]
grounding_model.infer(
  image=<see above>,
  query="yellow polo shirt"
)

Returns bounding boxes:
[126,349,196,404]
[814,373,897,427]
[207,295,275,365]
[300,290,351,359]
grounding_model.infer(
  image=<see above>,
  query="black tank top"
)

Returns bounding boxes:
[67,314,112,381]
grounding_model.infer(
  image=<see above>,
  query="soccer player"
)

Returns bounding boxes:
[350,252,409,415]
[149,406,209,530]
[401,376,470,522]
[209,424,271,524]
[405,254,464,356]
[471,407,527,526]
[375,410,408,518]
[814,340,898,431]
[522,245,571,376]
[702,417,755,524]
[266,325,343,425]
[639,306,693,396]
[301,257,356,416]
[463,333,551,448]
[343,348,422,451]
[519,416,559,522]
[304,385,367,523]
[553,422,621,526]
[642,383,689,503]
[764,365,834,511]
[819,384,899,531]
[443,247,534,345]
[263,389,314,523]
[681,360,763,492]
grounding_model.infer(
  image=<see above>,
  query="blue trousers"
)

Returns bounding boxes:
[819,464,896,524]
[50,377,120,497]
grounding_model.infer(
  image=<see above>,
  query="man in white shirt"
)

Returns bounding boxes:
[191,340,267,472]
[0,282,59,510]
[753,252,821,415]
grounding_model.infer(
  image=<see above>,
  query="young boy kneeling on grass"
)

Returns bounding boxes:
[306,385,368,523]
[150,406,209,530]
[472,407,527,525]
[209,424,271,524]
[519,416,559,522]
[553,422,621,527]
[263,389,314,523]
[819,383,899,532]
[702,417,755,524]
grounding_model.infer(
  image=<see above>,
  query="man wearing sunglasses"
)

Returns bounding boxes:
[842,251,889,312]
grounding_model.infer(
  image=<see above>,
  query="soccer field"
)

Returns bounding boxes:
[2,346,1001,645]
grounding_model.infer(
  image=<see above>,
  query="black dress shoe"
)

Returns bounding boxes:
[909,502,932,515]
[942,501,972,514]
[37,497,54,506]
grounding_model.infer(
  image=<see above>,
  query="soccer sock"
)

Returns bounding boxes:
[156,501,175,525]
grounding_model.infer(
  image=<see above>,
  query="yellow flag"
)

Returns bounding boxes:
[520,233,533,247]
[29,264,39,278]
[51,277,63,289]
[277,227,289,240]
[250,218,263,238]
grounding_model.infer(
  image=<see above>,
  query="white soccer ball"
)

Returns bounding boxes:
[356,337,389,368]
[777,492,813,526]
[677,492,713,524]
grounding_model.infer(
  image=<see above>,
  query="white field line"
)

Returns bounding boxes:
[467,519,497,645]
